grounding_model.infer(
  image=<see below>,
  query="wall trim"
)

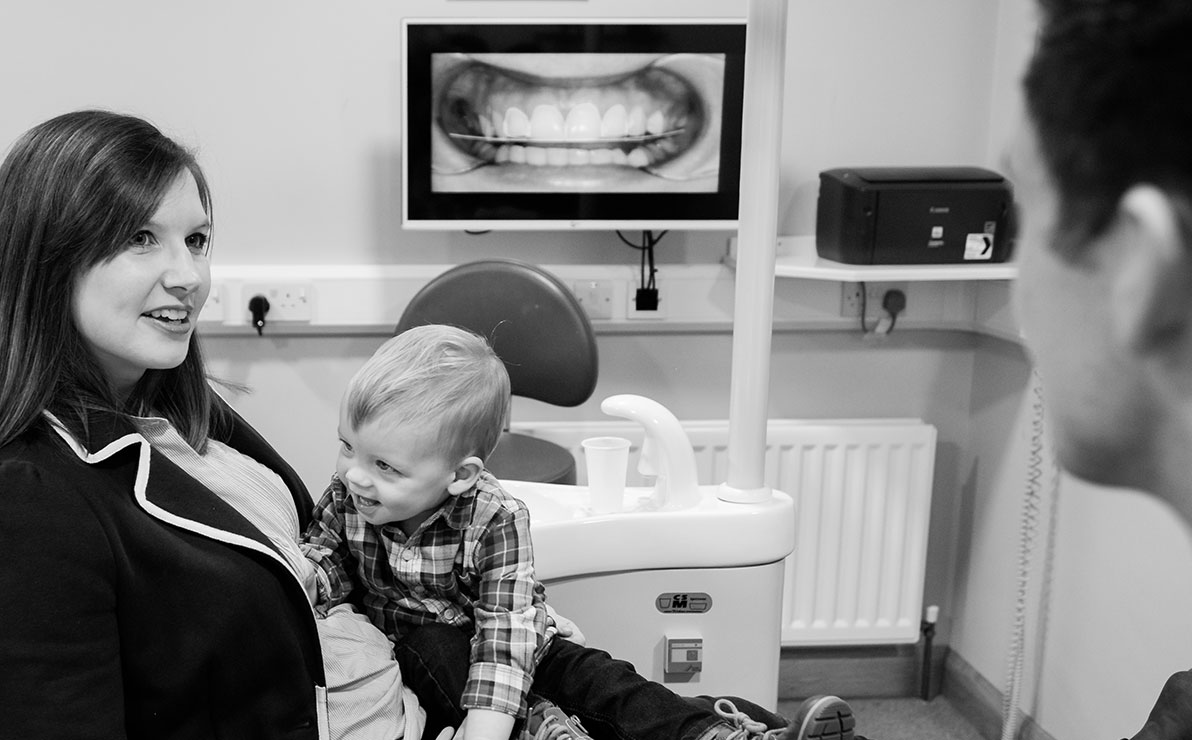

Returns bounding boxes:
[778,647,1057,740]
[942,650,1057,740]
[778,644,946,701]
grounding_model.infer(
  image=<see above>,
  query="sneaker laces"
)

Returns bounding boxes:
[714,699,784,740]
[528,710,592,740]
[529,715,568,740]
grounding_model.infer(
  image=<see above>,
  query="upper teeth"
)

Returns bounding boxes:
[478,103,672,143]
[150,309,187,321]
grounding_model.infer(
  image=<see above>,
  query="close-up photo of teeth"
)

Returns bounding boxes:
[430,53,726,192]
[459,101,680,169]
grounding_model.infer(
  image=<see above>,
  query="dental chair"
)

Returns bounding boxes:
[395,259,599,485]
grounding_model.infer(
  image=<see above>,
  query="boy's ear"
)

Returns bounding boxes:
[1110,184,1192,363]
[446,456,484,495]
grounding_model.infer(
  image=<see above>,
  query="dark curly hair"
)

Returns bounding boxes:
[1024,0,1192,257]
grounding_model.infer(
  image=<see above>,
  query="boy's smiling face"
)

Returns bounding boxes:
[335,406,461,533]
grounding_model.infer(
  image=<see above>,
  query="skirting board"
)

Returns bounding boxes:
[779,644,945,700]
[779,647,1056,740]
[942,651,1057,740]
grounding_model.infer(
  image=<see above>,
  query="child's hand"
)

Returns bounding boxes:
[544,604,587,646]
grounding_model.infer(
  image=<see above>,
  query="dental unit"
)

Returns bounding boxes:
[505,393,794,704]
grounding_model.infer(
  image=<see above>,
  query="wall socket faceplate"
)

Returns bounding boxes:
[840,281,908,318]
[197,285,226,324]
[242,282,315,323]
[573,279,615,320]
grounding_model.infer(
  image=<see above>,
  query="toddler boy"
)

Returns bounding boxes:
[300,324,858,740]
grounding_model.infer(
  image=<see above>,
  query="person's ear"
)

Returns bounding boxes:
[446,456,484,495]
[1110,185,1192,359]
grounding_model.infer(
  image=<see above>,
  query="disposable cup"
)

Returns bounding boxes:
[581,436,631,514]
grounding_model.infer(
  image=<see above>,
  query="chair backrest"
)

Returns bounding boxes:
[395,259,598,407]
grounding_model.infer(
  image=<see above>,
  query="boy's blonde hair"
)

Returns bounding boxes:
[345,325,511,463]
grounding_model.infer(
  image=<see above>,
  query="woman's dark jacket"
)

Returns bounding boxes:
[0,404,327,739]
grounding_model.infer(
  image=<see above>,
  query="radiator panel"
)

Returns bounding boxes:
[510,418,937,646]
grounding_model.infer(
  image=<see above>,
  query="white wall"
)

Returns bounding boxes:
[0,0,1001,266]
[13,2,1190,739]
[945,2,1192,738]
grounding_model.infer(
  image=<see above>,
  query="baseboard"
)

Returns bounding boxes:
[779,647,1057,740]
[778,644,946,700]
[942,651,1057,740]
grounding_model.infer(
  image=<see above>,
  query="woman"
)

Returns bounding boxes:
[0,110,328,738]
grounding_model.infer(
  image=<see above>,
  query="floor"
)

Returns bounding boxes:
[776,695,986,740]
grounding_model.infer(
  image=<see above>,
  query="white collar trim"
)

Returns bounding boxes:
[42,410,290,570]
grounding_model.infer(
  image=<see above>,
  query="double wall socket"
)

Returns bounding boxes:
[198,285,226,324]
[840,282,909,317]
[243,282,315,323]
[573,279,615,320]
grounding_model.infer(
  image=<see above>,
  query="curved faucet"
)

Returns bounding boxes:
[600,394,700,510]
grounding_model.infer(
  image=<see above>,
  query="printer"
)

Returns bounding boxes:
[815,166,1015,265]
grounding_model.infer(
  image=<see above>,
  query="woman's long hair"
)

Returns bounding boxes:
[0,110,226,451]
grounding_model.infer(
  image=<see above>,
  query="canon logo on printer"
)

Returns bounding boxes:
[929,206,950,214]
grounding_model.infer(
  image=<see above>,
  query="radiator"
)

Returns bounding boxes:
[511,418,937,646]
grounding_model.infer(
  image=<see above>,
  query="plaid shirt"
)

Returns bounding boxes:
[301,472,549,718]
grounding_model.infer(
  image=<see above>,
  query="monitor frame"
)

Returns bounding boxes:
[401,17,747,231]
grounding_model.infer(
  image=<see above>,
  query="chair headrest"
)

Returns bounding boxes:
[395,259,599,407]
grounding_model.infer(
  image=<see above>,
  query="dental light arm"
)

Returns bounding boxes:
[600,394,700,510]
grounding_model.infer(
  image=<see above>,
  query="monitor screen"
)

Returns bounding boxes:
[402,19,747,230]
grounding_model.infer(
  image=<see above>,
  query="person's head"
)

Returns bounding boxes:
[1012,0,1192,515]
[336,324,511,531]
[0,110,219,450]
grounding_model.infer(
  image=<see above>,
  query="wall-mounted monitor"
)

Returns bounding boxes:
[401,18,747,231]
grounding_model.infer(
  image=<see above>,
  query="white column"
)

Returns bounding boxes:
[719,0,788,503]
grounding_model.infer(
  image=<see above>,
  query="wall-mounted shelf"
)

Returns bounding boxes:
[729,235,1019,282]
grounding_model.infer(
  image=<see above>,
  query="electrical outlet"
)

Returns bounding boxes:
[840,282,908,317]
[197,284,226,324]
[840,282,865,317]
[573,279,615,320]
[242,282,315,323]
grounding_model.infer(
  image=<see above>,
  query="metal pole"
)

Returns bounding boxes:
[719,0,788,503]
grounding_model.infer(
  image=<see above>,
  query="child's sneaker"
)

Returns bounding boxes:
[522,699,594,740]
[709,697,865,740]
[713,698,778,740]
[787,695,857,740]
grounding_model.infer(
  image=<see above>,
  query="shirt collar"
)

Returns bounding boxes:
[440,483,478,531]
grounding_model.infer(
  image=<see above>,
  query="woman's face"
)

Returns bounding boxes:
[72,170,211,396]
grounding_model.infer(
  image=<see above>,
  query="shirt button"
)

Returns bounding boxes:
[402,550,415,561]
[442,607,456,620]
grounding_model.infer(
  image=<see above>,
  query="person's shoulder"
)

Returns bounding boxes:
[474,471,524,506]
[468,472,531,524]
[1,422,77,484]
[0,428,112,525]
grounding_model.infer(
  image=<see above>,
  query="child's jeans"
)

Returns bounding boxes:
[393,623,788,740]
